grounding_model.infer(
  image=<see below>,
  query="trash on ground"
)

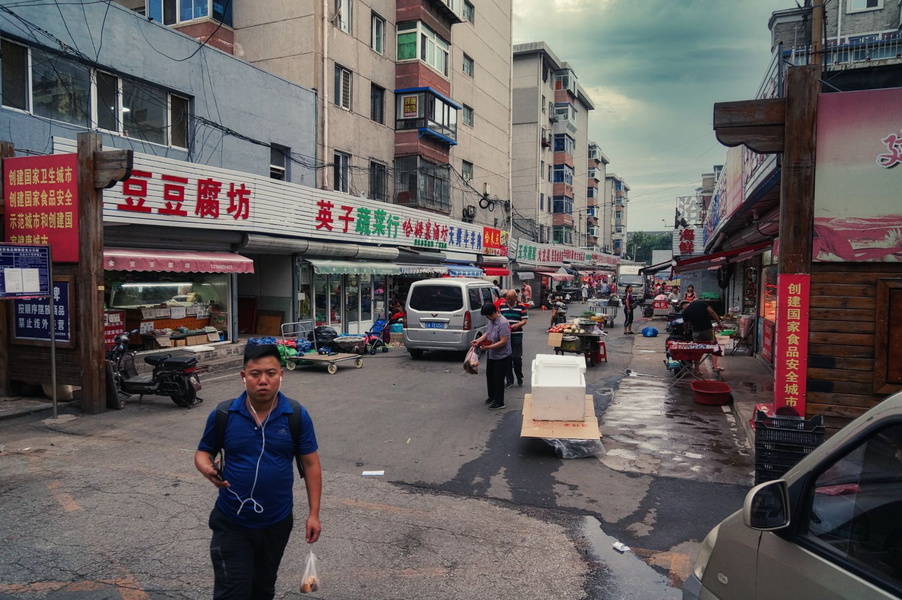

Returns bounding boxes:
[612,541,631,553]
[545,438,606,459]
[362,470,385,477]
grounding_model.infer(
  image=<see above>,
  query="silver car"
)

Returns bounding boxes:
[402,278,498,358]
[685,391,902,599]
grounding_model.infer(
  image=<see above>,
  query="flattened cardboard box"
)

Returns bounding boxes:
[547,333,563,347]
[520,394,600,440]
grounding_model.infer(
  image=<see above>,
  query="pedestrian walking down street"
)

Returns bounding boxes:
[472,302,512,410]
[623,284,636,334]
[500,290,528,388]
[194,344,322,600]
[581,282,589,302]
[522,281,532,305]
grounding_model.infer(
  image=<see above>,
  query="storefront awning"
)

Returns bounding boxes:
[534,268,574,281]
[397,263,448,275]
[515,271,535,280]
[446,265,484,277]
[482,267,510,277]
[103,248,255,274]
[307,259,402,275]
[673,241,771,274]
[641,260,674,276]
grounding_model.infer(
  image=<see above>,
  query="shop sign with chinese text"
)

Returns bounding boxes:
[53,139,488,254]
[3,154,78,262]
[672,227,701,256]
[514,239,620,268]
[773,274,810,415]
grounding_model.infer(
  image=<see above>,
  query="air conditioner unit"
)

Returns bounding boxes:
[464,205,476,218]
[483,182,491,196]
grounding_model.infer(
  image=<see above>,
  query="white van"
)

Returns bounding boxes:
[685,391,902,599]
[403,278,499,358]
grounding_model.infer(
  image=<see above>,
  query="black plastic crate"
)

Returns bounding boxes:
[754,411,825,485]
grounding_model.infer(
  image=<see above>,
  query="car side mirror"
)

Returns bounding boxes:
[743,480,791,531]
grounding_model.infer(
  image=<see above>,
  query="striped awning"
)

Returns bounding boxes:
[307,259,402,275]
[397,263,448,275]
[446,265,484,277]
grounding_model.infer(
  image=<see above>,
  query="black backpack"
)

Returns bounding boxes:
[213,398,306,479]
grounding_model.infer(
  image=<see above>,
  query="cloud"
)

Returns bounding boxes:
[512,0,789,231]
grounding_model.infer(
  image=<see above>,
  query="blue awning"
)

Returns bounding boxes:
[446,265,484,277]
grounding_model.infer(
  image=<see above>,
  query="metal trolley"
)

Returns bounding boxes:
[281,321,364,375]
[553,332,607,367]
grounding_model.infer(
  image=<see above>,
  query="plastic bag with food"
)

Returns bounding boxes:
[463,346,480,374]
[300,551,321,593]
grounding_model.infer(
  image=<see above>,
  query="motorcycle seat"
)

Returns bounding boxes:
[124,375,154,385]
[144,353,198,369]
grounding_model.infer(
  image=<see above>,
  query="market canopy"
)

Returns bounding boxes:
[516,271,535,280]
[673,241,772,274]
[535,267,575,281]
[397,263,448,275]
[307,259,402,275]
[103,248,255,274]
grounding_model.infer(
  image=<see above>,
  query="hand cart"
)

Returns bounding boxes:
[553,332,607,367]
[586,301,619,328]
[281,321,364,374]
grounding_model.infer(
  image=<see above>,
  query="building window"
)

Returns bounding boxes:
[553,134,575,154]
[170,94,189,148]
[540,160,544,175]
[462,160,474,181]
[463,0,475,22]
[394,155,451,213]
[147,0,232,26]
[554,104,577,123]
[553,165,574,185]
[335,65,352,110]
[553,196,573,214]
[96,71,120,131]
[122,79,170,145]
[270,145,288,180]
[547,164,552,182]
[371,12,385,54]
[395,90,458,144]
[554,69,577,94]
[541,94,546,113]
[335,0,352,33]
[539,193,544,211]
[553,225,573,245]
[370,84,384,124]
[31,47,91,127]
[847,0,881,11]
[462,104,474,127]
[587,186,597,198]
[462,53,474,77]
[396,21,449,77]
[334,151,350,193]
[369,161,387,201]
[1,39,28,111]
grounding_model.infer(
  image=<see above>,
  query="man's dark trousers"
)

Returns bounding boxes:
[209,507,293,600]
[505,335,524,386]
[486,355,512,405]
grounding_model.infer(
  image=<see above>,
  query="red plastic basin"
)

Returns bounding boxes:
[690,381,732,406]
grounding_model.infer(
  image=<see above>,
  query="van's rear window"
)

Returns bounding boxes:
[409,286,464,312]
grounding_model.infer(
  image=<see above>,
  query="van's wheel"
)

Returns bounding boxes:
[327,363,338,374]
[408,349,424,359]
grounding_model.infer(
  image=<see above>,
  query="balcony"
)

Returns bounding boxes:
[586,215,597,226]
[784,34,902,74]
[541,129,551,148]
[428,0,465,24]
[552,213,574,227]
[553,183,573,198]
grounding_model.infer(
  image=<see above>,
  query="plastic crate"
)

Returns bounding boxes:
[754,411,825,485]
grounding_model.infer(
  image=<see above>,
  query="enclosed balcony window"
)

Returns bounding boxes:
[553,196,573,214]
[554,104,577,124]
[395,88,459,145]
[396,21,450,77]
[554,69,577,95]
[553,164,573,185]
[553,134,575,154]
[147,0,232,26]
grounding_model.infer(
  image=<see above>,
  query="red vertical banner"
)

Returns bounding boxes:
[773,274,811,416]
[3,154,79,262]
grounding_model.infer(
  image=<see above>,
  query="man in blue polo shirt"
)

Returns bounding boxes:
[195,344,322,599]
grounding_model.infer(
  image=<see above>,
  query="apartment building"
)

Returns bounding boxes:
[118,0,513,227]
[602,173,629,257]
[511,42,595,247]
[586,141,609,249]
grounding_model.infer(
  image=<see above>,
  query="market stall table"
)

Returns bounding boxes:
[664,340,723,387]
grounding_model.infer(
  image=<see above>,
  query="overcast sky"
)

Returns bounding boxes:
[512,0,791,233]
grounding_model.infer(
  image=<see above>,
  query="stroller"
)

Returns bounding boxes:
[364,318,390,355]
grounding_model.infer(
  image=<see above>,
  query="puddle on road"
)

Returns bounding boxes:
[579,516,681,599]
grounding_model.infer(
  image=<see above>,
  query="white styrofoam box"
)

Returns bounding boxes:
[530,355,587,421]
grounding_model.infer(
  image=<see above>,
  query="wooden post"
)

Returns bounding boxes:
[0,142,14,396]
[778,65,819,274]
[77,133,106,413]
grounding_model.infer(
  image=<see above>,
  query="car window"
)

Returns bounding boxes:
[805,423,902,586]
[408,285,463,312]
[468,289,482,311]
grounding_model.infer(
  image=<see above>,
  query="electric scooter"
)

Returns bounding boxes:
[105,330,203,409]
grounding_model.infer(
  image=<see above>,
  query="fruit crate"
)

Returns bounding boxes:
[754,411,825,485]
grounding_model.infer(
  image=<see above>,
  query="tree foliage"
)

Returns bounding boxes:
[628,232,672,265]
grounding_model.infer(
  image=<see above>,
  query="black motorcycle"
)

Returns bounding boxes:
[105,330,203,409]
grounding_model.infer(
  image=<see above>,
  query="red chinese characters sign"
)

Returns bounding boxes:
[773,274,810,416]
[116,170,251,221]
[3,154,79,262]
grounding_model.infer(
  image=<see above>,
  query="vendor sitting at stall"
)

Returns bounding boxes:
[388,300,405,325]
[680,299,725,371]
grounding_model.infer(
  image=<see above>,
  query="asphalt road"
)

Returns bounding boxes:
[0,304,754,599]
